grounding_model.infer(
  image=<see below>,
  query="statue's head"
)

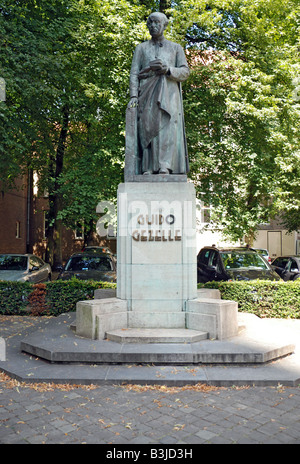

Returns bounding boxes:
[147,12,169,38]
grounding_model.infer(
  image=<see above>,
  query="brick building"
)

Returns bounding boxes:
[0,176,29,254]
[0,172,116,265]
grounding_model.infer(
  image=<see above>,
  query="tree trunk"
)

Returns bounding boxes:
[244,233,255,247]
[45,106,69,267]
[83,219,95,247]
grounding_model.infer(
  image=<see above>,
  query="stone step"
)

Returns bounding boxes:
[197,288,221,299]
[94,288,116,299]
[105,328,208,344]
[20,313,295,365]
[93,287,220,301]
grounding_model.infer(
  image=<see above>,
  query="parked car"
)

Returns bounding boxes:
[197,246,281,283]
[82,246,117,268]
[0,254,52,283]
[271,256,300,281]
[58,251,116,282]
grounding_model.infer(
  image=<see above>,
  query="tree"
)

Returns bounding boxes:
[0,0,148,265]
[173,0,300,243]
[1,0,81,263]
[1,0,299,259]
[54,0,149,245]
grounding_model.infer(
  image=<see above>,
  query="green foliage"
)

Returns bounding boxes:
[0,0,148,263]
[1,278,299,320]
[45,279,115,315]
[0,279,116,316]
[1,0,300,247]
[0,281,32,315]
[201,280,300,319]
[53,0,149,236]
[181,0,300,242]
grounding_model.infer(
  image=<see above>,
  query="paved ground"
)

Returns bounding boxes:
[1,316,300,445]
[1,372,300,445]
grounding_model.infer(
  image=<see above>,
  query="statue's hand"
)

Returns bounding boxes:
[156,64,169,75]
[128,97,138,109]
[149,60,168,75]
[149,59,163,71]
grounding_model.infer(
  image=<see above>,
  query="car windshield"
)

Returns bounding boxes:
[0,255,28,271]
[220,252,269,270]
[65,256,112,272]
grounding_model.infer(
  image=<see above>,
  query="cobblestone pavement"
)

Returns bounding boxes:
[1,377,300,444]
[1,316,300,445]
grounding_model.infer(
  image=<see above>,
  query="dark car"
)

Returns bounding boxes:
[271,256,300,281]
[58,252,116,282]
[197,246,281,283]
[0,254,52,283]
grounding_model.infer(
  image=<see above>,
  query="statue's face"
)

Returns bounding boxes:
[147,14,166,38]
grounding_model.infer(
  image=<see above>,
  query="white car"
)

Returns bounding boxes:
[0,254,52,282]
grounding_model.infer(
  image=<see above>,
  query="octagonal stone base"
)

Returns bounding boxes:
[20,312,295,366]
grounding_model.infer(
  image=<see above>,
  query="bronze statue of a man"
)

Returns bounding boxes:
[127,12,190,176]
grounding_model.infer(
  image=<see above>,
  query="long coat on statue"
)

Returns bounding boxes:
[129,38,190,174]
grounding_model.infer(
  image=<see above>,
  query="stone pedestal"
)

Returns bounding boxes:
[116,182,197,328]
[186,298,238,340]
[76,298,127,340]
[75,181,240,342]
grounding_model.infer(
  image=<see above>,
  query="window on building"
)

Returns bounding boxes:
[196,201,211,224]
[33,171,39,196]
[16,221,21,238]
[74,221,84,240]
[201,207,211,224]
[43,211,49,239]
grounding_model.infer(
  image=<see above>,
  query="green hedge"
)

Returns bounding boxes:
[0,281,32,315]
[200,280,300,319]
[1,279,300,319]
[0,279,116,316]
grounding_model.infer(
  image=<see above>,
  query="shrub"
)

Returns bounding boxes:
[27,283,50,316]
[0,279,116,316]
[0,281,32,315]
[200,280,300,319]
[1,279,299,319]
[45,279,115,315]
